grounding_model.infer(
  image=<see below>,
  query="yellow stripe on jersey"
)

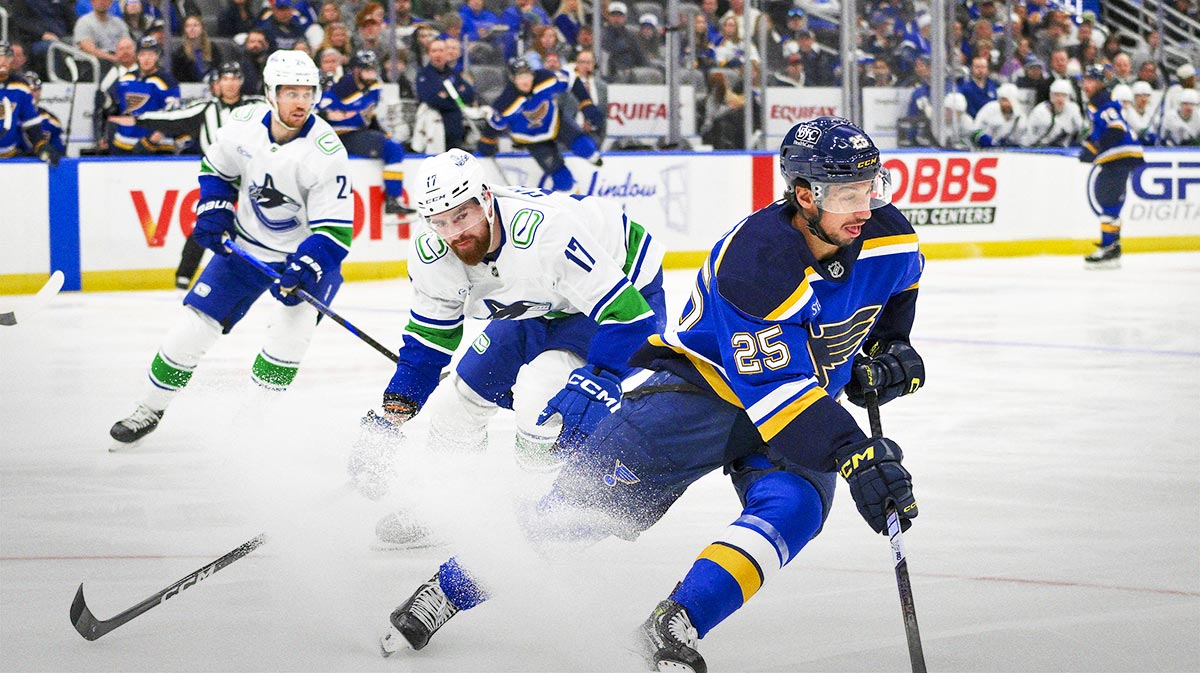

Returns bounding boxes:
[697,543,763,603]
[710,221,745,274]
[501,96,527,117]
[902,280,919,292]
[862,233,919,251]
[532,77,558,94]
[339,90,364,105]
[646,334,741,407]
[765,266,819,321]
[756,386,826,440]
[382,170,404,180]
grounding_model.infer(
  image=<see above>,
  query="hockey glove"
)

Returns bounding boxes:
[537,366,622,450]
[834,436,918,535]
[975,133,994,148]
[844,341,925,408]
[272,234,345,306]
[193,198,237,255]
[582,102,605,128]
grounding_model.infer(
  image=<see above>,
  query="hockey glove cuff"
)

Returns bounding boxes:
[845,341,925,408]
[537,366,622,450]
[193,199,236,256]
[834,437,917,535]
[381,391,419,425]
[273,234,346,306]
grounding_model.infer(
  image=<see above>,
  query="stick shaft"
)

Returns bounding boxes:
[866,391,927,673]
[228,243,399,364]
[70,533,266,641]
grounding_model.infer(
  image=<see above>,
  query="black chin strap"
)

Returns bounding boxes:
[803,205,839,247]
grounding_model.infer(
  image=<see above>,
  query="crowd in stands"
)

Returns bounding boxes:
[2,0,1199,160]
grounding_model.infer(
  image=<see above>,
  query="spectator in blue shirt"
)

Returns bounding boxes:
[958,55,998,117]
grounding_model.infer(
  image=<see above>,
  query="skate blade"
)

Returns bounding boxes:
[1084,259,1121,270]
[379,626,414,657]
[108,437,149,453]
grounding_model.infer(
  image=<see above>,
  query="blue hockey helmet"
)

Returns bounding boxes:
[508,56,534,78]
[779,116,891,213]
[24,71,43,91]
[350,49,378,70]
[1082,64,1109,81]
[137,36,163,55]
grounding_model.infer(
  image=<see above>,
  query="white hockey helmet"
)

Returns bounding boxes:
[1111,83,1133,103]
[262,50,320,126]
[1131,81,1153,97]
[1181,88,1199,105]
[1049,78,1073,97]
[414,149,494,235]
[997,82,1019,103]
[944,92,968,112]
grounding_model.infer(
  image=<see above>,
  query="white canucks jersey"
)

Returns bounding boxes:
[408,186,663,328]
[973,100,1025,146]
[1121,104,1154,141]
[1160,109,1200,146]
[1021,100,1084,147]
[200,103,354,262]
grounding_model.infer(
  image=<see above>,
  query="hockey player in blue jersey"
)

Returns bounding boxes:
[0,41,50,159]
[317,49,416,217]
[23,72,66,165]
[477,56,605,193]
[105,36,182,154]
[1078,64,1145,269]
[379,118,925,672]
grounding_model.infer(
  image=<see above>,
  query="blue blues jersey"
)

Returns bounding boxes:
[0,75,42,157]
[31,106,66,157]
[1080,88,1145,165]
[317,73,381,134]
[111,68,181,151]
[629,201,923,472]
[483,69,595,145]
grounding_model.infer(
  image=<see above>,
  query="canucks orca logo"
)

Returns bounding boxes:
[248,174,302,231]
[522,100,551,127]
[483,298,551,320]
[603,460,640,487]
[805,305,881,389]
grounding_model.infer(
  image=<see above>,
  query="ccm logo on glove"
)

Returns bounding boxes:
[566,371,620,410]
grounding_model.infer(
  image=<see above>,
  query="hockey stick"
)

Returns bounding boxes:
[442,78,506,183]
[70,532,267,641]
[866,390,927,673]
[227,242,399,364]
[0,270,65,327]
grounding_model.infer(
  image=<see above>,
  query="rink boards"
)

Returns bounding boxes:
[1,148,1198,293]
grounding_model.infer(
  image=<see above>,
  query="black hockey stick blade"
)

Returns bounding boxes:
[70,533,267,641]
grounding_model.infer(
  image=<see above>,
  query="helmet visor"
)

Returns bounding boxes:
[812,167,892,213]
[424,198,488,239]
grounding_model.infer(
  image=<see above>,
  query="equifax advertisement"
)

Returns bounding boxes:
[604,85,697,138]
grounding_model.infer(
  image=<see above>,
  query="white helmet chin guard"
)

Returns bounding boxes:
[414,149,494,236]
[262,51,321,128]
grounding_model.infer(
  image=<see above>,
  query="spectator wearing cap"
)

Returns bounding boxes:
[103,35,180,154]
[1016,54,1050,102]
[779,7,808,43]
[415,37,479,153]
[218,0,257,38]
[171,14,223,82]
[258,0,306,51]
[794,29,836,86]
[601,2,646,80]
[860,12,896,65]
[1164,63,1197,113]
[633,13,664,70]
[75,0,132,66]
[768,44,805,87]
[500,0,550,60]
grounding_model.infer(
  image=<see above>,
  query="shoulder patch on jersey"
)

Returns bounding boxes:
[232,105,257,122]
[414,231,449,264]
[316,132,342,155]
[509,208,545,248]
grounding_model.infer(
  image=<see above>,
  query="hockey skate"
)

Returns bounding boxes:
[372,510,445,551]
[109,404,164,449]
[1084,241,1121,269]
[380,572,460,655]
[638,599,706,673]
[384,197,418,217]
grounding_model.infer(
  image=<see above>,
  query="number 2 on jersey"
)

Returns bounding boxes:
[731,325,791,374]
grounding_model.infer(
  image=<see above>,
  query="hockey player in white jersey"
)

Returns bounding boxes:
[972,82,1026,148]
[1121,81,1156,142]
[1022,78,1084,147]
[1160,89,1200,146]
[351,148,667,546]
[109,51,354,447]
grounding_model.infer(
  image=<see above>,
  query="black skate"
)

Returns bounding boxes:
[1084,241,1121,269]
[638,599,706,673]
[384,197,418,216]
[380,573,460,655]
[109,404,164,447]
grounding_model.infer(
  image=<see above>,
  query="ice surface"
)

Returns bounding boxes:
[2,253,1198,672]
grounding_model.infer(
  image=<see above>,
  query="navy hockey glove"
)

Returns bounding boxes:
[271,234,345,306]
[834,437,918,535]
[975,133,994,148]
[537,366,622,450]
[193,199,237,255]
[845,341,925,408]
[582,102,604,128]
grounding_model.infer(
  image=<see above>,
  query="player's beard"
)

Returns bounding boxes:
[448,223,492,266]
